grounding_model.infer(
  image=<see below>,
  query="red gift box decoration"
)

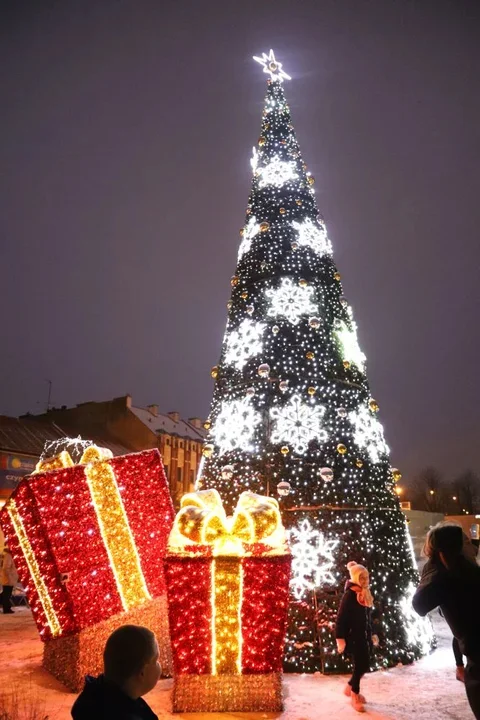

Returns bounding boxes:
[0,446,174,642]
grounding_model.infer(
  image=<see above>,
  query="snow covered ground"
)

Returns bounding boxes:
[0,608,473,719]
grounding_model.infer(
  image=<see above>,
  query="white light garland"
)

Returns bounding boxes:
[253,49,291,83]
[250,147,259,173]
[349,406,389,464]
[335,319,366,371]
[258,155,298,188]
[270,394,328,454]
[292,217,332,256]
[266,277,317,325]
[223,319,265,370]
[287,519,339,600]
[210,398,261,455]
[238,216,260,260]
[400,582,435,655]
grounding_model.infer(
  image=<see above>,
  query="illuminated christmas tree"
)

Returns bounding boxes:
[198,50,433,673]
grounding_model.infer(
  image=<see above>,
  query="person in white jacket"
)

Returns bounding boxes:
[0,547,18,614]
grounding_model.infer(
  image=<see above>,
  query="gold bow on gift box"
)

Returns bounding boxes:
[169,489,286,556]
[33,445,113,473]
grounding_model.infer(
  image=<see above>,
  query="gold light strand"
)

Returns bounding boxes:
[84,459,151,610]
[212,558,243,674]
[7,500,62,637]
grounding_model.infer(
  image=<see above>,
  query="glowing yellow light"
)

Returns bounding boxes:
[211,558,243,675]
[7,500,62,637]
[84,454,150,611]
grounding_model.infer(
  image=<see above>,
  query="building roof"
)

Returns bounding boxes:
[0,417,130,458]
[131,407,206,442]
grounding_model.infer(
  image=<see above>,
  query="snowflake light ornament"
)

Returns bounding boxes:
[270,394,328,454]
[266,278,317,325]
[223,319,265,370]
[292,218,332,256]
[238,216,260,260]
[335,319,366,371]
[253,49,291,83]
[287,519,339,600]
[210,398,261,456]
[349,405,389,464]
[258,156,298,188]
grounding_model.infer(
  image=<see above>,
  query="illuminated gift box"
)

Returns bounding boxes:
[164,489,291,713]
[0,445,174,691]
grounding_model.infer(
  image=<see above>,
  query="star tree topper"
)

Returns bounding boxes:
[253,49,291,82]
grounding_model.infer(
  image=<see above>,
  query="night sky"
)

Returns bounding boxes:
[1,0,479,482]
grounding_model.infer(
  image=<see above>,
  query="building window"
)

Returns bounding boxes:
[166,438,170,445]
[180,441,183,448]
[177,467,183,483]
[164,465,169,477]
[190,470,195,485]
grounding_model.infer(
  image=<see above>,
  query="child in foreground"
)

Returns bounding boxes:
[71,624,161,720]
[335,561,378,713]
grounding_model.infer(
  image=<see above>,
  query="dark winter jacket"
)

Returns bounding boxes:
[413,556,480,660]
[335,580,372,652]
[71,675,158,720]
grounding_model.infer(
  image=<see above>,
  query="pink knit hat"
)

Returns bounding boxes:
[347,561,369,586]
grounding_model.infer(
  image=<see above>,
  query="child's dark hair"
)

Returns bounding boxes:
[423,521,463,562]
[103,625,156,686]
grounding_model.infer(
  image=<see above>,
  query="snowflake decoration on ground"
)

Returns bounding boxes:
[400,582,435,655]
[258,156,298,188]
[292,218,332,256]
[223,319,265,370]
[266,278,317,325]
[238,216,260,260]
[270,394,328,454]
[210,398,261,455]
[287,519,339,600]
[349,405,389,464]
[335,319,366,371]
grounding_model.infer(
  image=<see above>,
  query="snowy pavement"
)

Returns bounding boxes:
[0,608,473,719]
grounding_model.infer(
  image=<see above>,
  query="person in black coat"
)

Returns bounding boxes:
[413,522,480,720]
[335,562,378,713]
[71,625,161,720]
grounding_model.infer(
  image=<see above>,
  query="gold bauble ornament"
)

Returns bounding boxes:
[279,207,286,214]
[210,366,219,379]
[281,446,290,456]
[307,386,316,396]
[280,139,287,145]
[307,176,315,185]
[343,360,351,369]
[241,291,248,299]
[260,221,270,233]
[239,228,244,236]
[226,301,232,310]
[246,207,251,215]
[203,444,214,458]
[334,272,341,281]
[369,399,380,413]
[299,278,308,287]
[259,137,266,146]
[264,123,270,129]
[231,276,239,287]
[306,351,315,360]
[337,443,347,455]
[392,468,402,483]
[296,199,303,206]
[291,241,299,251]
[203,420,211,430]
[356,459,364,468]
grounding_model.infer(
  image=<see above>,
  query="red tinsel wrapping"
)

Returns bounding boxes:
[164,553,291,676]
[0,448,173,641]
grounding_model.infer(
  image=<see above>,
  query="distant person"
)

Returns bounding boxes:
[413,522,480,719]
[335,561,379,713]
[71,625,161,720]
[0,547,18,614]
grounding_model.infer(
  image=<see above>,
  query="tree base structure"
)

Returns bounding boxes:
[43,596,172,692]
[172,672,283,713]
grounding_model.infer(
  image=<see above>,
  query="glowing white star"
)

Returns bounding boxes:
[287,519,339,600]
[258,156,298,188]
[253,49,291,83]
[292,218,333,256]
[270,394,328,454]
[349,406,389,464]
[335,319,366,371]
[223,319,265,370]
[266,277,317,325]
[238,216,260,260]
[210,398,261,455]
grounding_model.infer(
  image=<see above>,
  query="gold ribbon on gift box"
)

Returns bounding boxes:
[8,445,150,636]
[168,489,287,675]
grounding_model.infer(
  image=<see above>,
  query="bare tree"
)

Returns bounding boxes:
[451,470,480,515]
[411,467,447,513]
